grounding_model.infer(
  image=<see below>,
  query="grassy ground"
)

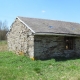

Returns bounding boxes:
[0,41,80,80]
[0,40,7,51]
[0,52,80,80]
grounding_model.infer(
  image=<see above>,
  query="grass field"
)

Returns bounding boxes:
[0,41,80,80]
[0,40,7,51]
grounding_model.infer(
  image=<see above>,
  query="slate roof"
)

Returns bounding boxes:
[18,16,80,35]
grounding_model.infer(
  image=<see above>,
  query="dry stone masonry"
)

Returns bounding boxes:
[7,18,34,58]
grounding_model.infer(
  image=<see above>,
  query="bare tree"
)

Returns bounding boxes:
[2,20,8,31]
[0,20,9,40]
[0,21,2,30]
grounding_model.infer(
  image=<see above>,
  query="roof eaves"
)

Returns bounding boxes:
[17,17,35,33]
[35,32,80,37]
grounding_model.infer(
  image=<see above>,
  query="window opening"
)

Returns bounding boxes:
[65,37,73,50]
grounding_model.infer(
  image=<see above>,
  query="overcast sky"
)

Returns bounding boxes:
[0,0,80,28]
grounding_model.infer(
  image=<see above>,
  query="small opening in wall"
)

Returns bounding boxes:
[64,37,74,50]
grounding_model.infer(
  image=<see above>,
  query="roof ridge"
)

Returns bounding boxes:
[18,16,80,25]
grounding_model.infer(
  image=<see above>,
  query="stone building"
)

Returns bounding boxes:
[7,16,80,59]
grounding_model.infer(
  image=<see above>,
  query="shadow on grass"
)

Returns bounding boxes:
[53,56,80,61]
[37,56,80,61]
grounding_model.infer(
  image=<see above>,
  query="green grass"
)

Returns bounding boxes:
[0,51,80,80]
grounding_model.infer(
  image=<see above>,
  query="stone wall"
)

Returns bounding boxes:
[7,18,34,58]
[34,35,64,59]
[34,36,80,59]
[75,37,80,56]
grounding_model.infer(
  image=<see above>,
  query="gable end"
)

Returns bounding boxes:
[17,17,35,33]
